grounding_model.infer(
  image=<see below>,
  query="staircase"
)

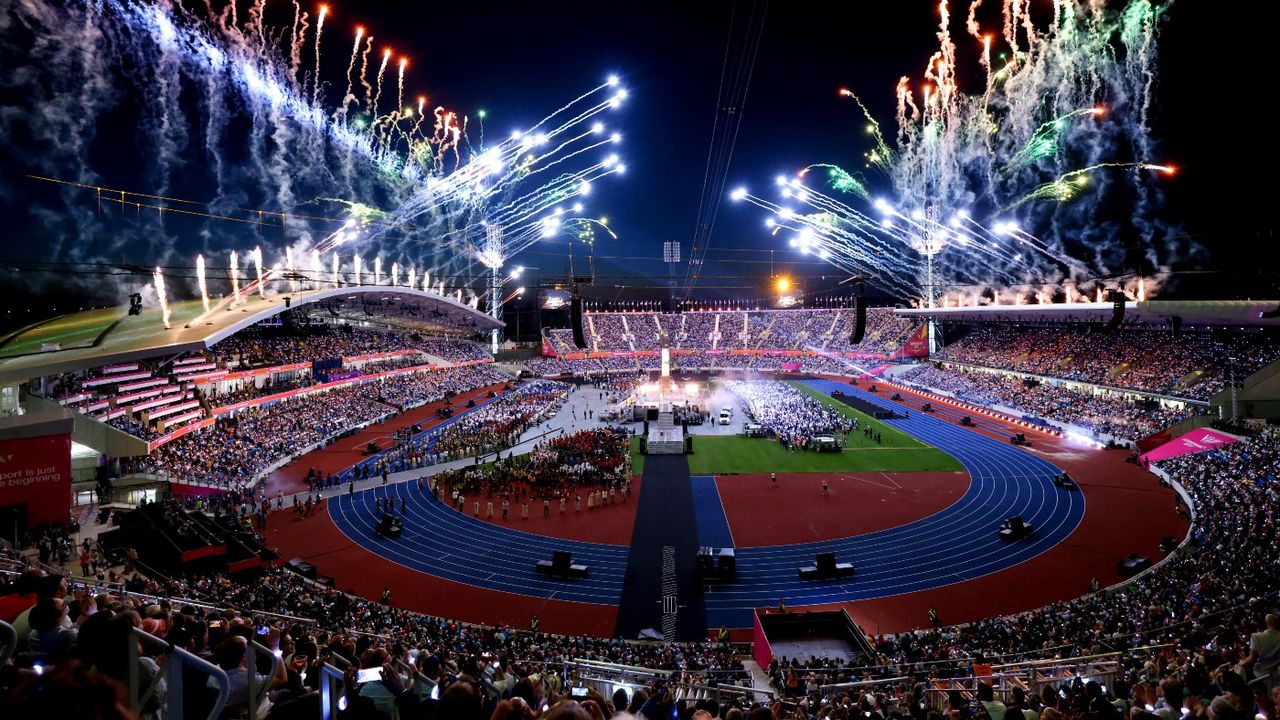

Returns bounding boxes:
[647,411,685,454]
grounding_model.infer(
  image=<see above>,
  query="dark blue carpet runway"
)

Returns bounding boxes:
[613,455,707,641]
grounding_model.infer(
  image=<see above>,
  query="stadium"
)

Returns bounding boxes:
[1,2,1278,720]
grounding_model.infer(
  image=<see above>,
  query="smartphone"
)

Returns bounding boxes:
[1059,689,1068,699]
[431,684,440,701]
[257,626,270,636]
[572,688,589,698]
[356,667,382,684]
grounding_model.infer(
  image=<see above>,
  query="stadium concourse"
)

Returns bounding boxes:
[3,298,1280,719]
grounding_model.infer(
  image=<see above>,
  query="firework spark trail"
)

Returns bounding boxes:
[312,4,327,107]
[338,25,364,120]
[154,268,171,329]
[332,252,340,287]
[359,34,374,111]
[966,0,984,38]
[289,2,309,92]
[372,48,391,119]
[4,0,630,305]
[396,57,406,115]
[740,0,1179,303]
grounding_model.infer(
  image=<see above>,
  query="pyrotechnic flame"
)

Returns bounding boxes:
[196,254,210,314]
[229,251,241,305]
[252,246,265,298]
[154,268,171,329]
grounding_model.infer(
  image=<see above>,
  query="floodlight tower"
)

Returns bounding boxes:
[917,205,944,355]
[484,223,505,355]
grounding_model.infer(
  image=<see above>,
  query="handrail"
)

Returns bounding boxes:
[245,638,282,720]
[0,619,17,667]
[129,627,231,720]
[319,662,348,720]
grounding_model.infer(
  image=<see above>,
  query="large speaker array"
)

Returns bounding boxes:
[1104,289,1126,331]
[849,278,867,344]
[570,295,587,349]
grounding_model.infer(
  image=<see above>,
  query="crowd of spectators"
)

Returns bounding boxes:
[897,364,1203,441]
[725,380,853,447]
[1,543,747,719]
[534,309,920,379]
[566,309,918,355]
[373,366,508,412]
[213,328,491,370]
[418,339,492,364]
[213,327,416,368]
[426,381,571,462]
[349,380,572,479]
[128,366,509,488]
[765,431,1280,704]
[939,325,1280,401]
[431,427,633,507]
[6,428,1280,720]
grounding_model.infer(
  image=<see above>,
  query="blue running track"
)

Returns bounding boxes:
[701,378,1085,628]
[329,482,629,605]
[327,378,1084,627]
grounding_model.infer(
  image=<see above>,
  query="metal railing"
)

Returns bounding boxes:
[564,658,771,705]
[0,619,16,667]
[814,650,1157,709]
[243,638,283,720]
[128,627,231,720]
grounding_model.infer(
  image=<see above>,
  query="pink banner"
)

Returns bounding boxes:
[1140,428,1237,464]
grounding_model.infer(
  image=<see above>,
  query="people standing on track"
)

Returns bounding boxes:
[502,499,509,520]
[771,472,777,489]
[822,479,829,496]
[544,499,551,517]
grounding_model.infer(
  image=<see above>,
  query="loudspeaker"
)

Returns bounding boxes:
[1105,290,1126,331]
[1171,315,1182,337]
[552,550,572,573]
[571,297,587,348]
[816,552,837,575]
[850,296,866,345]
[848,278,867,345]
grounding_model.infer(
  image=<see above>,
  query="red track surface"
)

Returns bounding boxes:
[264,373,1190,637]
[788,375,1190,635]
[260,383,507,498]
[717,471,969,547]
[263,505,617,636]
[446,476,642,546]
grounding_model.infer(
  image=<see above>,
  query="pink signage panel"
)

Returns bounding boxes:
[1140,428,1237,464]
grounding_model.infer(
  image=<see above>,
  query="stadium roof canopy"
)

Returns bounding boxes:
[0,286,501,384]
[894,300,1280,328]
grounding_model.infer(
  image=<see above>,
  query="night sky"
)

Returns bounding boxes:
[0,1,1275,328]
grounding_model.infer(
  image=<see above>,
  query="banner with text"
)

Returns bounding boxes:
[0,433,72,527]
[1140,428,1238,465]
